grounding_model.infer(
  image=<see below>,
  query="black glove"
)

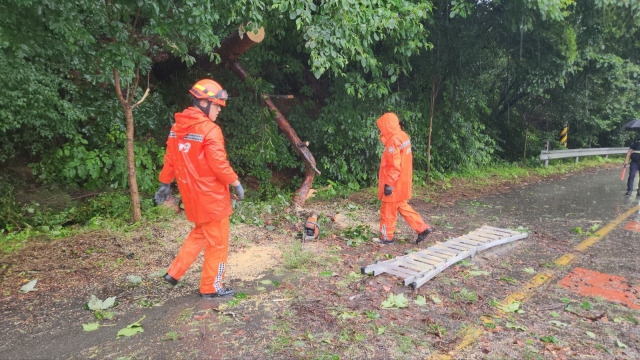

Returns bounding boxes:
[154,183,171,205]
[383,184,393,196]
[234,183,245,201]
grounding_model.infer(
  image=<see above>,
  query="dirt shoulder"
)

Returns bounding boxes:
[1,163,638,359]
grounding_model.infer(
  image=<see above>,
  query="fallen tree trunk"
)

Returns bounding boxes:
[217,26,265,63]
[214,27,320,207]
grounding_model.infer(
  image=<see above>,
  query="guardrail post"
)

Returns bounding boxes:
[544,141,549,167]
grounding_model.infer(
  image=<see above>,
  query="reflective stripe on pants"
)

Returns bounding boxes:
[166,217,230,294]
[379,200,429,241]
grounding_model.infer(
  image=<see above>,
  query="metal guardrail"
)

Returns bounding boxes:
[539,147,627,167]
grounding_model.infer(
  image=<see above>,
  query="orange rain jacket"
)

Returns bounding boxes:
[159,107,239,223]
[377,112,413,202]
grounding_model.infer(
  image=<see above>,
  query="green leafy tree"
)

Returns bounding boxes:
[0,56,84,163]
[2,0,639,211]
[1,0,266,220]
[271,0,434,98]
[557,1,640,148]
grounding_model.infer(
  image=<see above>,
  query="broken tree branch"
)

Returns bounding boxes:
[212,26,320,207]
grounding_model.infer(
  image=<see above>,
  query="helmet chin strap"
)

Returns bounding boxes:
[193,99,212,118]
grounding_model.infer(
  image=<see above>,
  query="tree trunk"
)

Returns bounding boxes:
[124,105,142,221]
[264,96,319,206]
[212,27,320,207]
[427,76,441,183]
[217,27,265,63]
[230,63,320,207]
[114,68,149,222]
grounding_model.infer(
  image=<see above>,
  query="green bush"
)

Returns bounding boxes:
[0,55,84,163]
[303,89,385,186]
[0,177,76,235]
[0,182,26,233]
[31,127,164,195]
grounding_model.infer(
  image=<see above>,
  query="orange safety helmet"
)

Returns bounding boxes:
[189,79,228,107]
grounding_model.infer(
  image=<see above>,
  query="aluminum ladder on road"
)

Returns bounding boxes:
[361,225,529,289]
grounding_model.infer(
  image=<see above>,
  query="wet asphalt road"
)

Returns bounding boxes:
[456,166,640,281]
[430,166,640,358]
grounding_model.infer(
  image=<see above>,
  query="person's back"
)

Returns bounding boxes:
[162,107,236,223]
[375,112,432,245]
[377,113,413,202]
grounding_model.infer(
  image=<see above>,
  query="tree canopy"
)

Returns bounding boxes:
[1,0,639,196]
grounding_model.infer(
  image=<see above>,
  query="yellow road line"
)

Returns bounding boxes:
[427,205,639,359]
[454,324,483,351]
[554,253,575,266]
[574,205,640,252]
[500,272,553,309]
[428,353,452,360]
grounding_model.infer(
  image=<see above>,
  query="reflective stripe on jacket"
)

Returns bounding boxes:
[159,107,238,223]
[377,112,413,202]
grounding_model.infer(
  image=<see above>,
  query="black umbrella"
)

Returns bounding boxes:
[622,118,640,131]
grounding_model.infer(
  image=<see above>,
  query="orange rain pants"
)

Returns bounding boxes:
[166,217,230,294]
[379,200,429,241]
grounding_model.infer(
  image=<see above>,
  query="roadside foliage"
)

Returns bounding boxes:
[0,0,639,229]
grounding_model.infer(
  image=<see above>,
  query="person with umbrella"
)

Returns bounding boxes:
[622,118,640,195]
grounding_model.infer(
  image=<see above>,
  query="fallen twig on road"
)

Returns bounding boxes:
[211,307,239,321]
[565,310,606,321]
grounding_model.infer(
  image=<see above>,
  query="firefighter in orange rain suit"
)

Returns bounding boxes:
[376,112,433,245]
[154,79,243,298]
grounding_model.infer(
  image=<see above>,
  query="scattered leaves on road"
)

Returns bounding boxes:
[82,322,100,332]
[116,316,145,338]
[381,293,408,309]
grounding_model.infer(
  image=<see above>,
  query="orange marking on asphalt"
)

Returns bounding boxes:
[558,267,640,310]
[623,220,640,232]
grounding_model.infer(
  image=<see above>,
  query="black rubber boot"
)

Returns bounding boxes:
[163,273,178,286]
[416,228,433,244]
[200,287,235,298]
[374,238,394,245]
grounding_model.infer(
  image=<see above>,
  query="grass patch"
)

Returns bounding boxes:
[163,331,181,341]
[268,319,294,353]
[451,157,619,180]
[281,240,316,270]
[340,225,375,247]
